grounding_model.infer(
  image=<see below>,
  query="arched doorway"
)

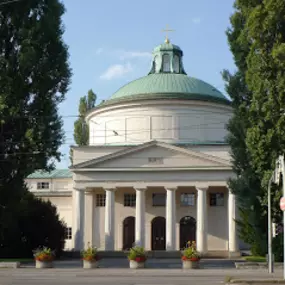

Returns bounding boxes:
[122,216,135,250]
[151,216,166,250]
[180,216,196,249]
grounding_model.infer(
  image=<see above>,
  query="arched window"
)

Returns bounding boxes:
[162,54,170,72]
[173,55,180,73]
[154,55,160,73]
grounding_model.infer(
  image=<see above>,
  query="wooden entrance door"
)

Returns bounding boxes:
[123,216,135,250]
[151,216,166,250]
[179,216,196,249]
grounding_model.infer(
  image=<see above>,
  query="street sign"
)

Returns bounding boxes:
[280,197,285,211]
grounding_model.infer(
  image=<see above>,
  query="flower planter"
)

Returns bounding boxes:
[129,260,145,269]
[83,259,98,269]
[35,260,53,269]
[182,259,200,269]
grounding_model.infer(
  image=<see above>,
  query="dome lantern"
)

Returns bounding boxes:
[149,32,187,76]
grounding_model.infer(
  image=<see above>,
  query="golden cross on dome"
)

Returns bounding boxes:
[162,25,175,43]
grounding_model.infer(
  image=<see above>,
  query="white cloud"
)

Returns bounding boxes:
[99,62,133,80]
[95,48,103,55]
[117,50,152,60]
[192,17,201,24]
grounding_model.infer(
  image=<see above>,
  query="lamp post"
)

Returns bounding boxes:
[268,174,274,273]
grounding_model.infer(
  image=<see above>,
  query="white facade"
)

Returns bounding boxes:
[26,139,239,256]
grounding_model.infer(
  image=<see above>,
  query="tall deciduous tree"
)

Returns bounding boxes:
[70,90,96,164]
[223,0,267,255]
[225,0,285,257]
[244,0,285,256]
[0,0,71,255]
[73,89,96,146]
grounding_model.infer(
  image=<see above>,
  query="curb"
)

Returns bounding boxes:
[0,262,20,268]
[227,279,285,284]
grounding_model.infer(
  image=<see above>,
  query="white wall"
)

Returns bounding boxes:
[87,100,232,146]
[26,178,73,250]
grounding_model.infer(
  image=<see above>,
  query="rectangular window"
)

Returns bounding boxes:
[152,193,166,206]
[180,193,195,206]
[37,182,49,190]
[96,194,106,207]
[209,193,224,206]
[124,194,136,207]
[65,227,72,240]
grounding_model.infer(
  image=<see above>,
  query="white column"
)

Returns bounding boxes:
[196,187,208,254]
[228,191,239,254]
[104,188,116,250]
[166,187,177,250]
[84,191,95,248]
[73,188,85,251]
[135,188,146,247]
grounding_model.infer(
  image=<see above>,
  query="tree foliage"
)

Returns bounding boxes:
[1,191,66,258]
[244,1,285,255]
[0,0,71,256]
[223,0,267,255]
[73,89,97,146]
[225,0,285,257]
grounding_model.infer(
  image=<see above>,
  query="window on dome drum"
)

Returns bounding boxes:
[152,193,166,206]
[173,55,180,73]
[148,157,163,164]
[65,227,72,240]
[37,182,49,190]
[153,55,159,73]
[162,54,170,72]
[209,193,224,206]
[96,194,106,207]
[124,194,136,207]
[180,193,195,206]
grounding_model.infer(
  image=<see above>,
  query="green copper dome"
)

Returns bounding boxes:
[104,41,230,106]
[109,73,229,104]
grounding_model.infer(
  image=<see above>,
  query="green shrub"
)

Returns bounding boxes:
[0,192,66,258]
[273,234,283,262]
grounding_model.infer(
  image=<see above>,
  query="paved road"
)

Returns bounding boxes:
[0,267,282,285]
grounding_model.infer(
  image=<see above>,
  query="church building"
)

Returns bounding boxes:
[26,37,239,257]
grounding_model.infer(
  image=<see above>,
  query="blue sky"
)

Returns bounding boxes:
[57,0,236,168]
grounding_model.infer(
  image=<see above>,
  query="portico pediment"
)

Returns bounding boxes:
[71,141,231,170]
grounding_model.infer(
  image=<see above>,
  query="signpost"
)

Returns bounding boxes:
[280,197,285,212]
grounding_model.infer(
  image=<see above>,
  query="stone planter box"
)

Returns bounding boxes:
[129,260,145,269]
[182,260,200,269]
[83,260,98,269]
[35,260,53,269]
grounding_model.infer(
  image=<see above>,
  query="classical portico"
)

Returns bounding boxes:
[72,181,238,256]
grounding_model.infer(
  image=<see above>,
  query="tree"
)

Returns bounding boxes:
[70,89,96,164]
[73,89,97,146]
[223,0,268,255]
[1,192,67,258]
[225,0,285,258]
[0,0,71,256]
[244,0,285,259]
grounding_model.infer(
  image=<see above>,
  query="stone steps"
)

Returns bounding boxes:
[62,250,234,259]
